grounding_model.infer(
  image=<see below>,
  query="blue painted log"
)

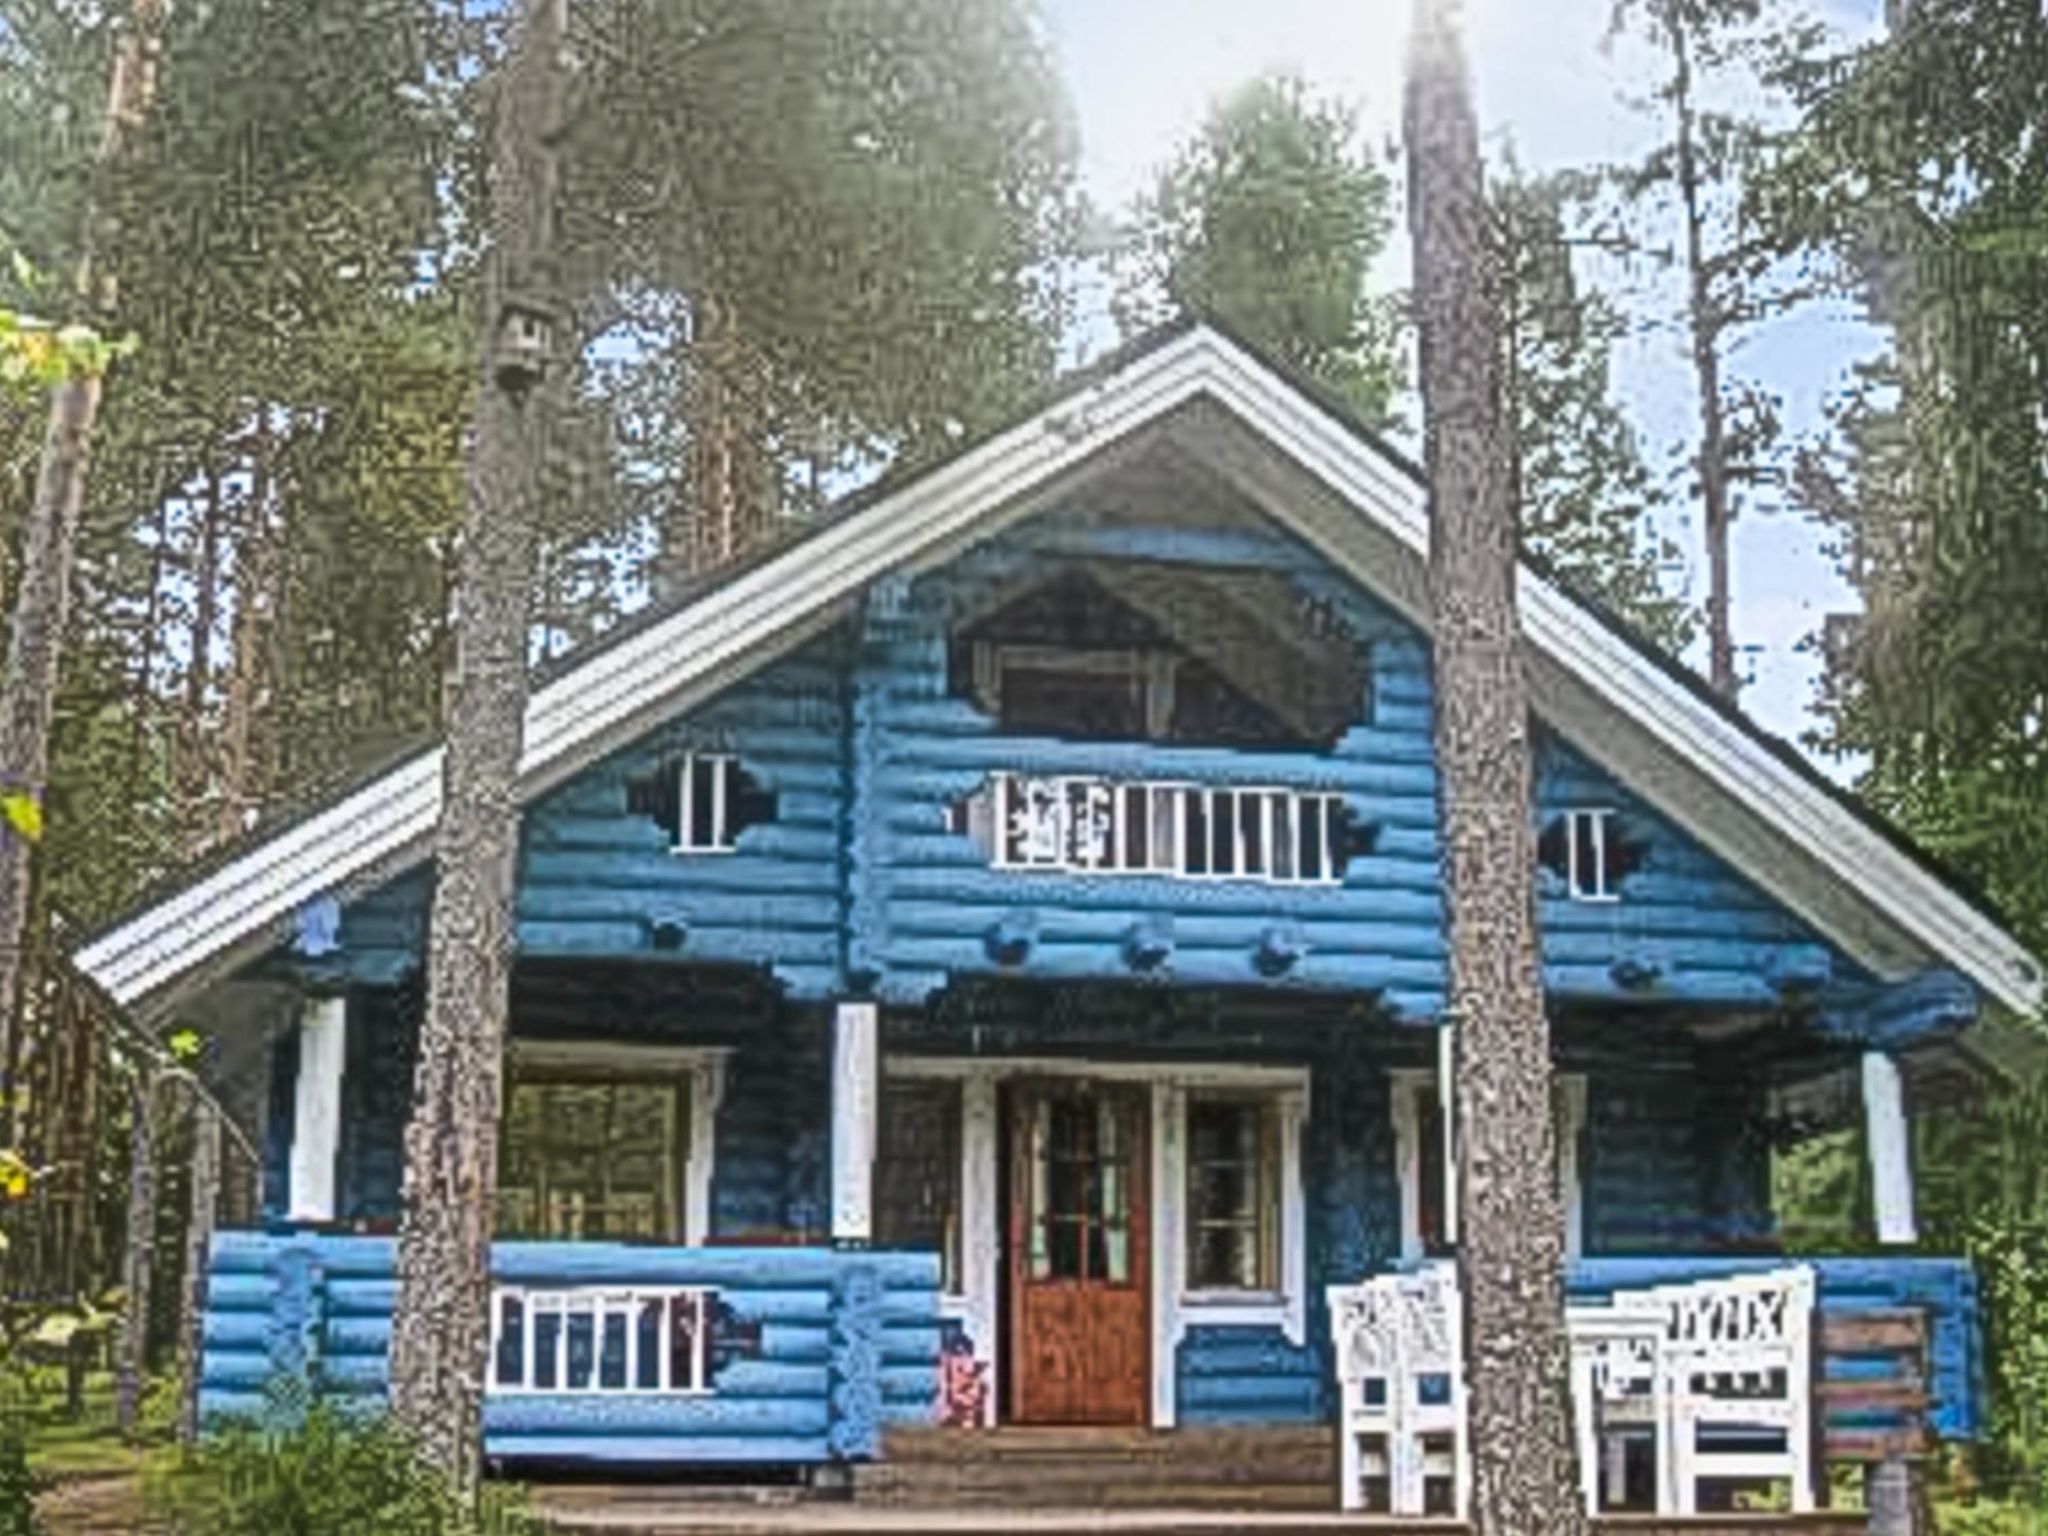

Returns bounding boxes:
[827,1258,887,1461]
[199,1234,938,1466]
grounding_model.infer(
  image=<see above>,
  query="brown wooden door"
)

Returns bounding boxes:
[1006,1080,1149,1425]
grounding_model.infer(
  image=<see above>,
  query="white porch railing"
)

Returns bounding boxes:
[987,772,1347,885]
[487,1285,715,1396]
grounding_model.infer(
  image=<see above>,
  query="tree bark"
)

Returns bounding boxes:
[0,0,171,1077]
[115,1065,159,1442]
[177,1088,220,1445]
[1404,7,1586,1536]
[386,0,565,1497]
[216,428,281,845]
[1667,11,1739,699]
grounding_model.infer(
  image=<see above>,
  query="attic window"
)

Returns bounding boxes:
[628,753,776,853]
[949,570,1364,749]
[678,754,741,852]
[1548,808,1619,902]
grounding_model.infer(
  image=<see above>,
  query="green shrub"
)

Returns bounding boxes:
[0,1405,43,1536]
[149,1402,541,1536]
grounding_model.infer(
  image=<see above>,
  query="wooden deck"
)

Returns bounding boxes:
[532,1488,1869,1536]
[531,1428,1870,1535]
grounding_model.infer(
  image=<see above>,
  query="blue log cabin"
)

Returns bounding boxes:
[76,321,2043,1482]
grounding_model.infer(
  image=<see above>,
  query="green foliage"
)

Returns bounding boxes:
[0,1415,40,1536]
[1117,72,1402,430]
[1496,160,1693,651]
[567,0,1078,585]
[1777,0,2048,961]
[152,1403,542,1536]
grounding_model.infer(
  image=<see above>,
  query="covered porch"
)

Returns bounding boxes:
[199,961,1982,1508]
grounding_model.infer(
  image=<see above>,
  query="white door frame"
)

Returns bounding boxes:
[886,1055,1309,1429]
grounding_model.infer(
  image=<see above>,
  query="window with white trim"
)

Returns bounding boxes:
[498,1073,687,1241]
[496,1044,725,1245]
[1567,808,1615,901]
[1179,1081,1302,1327]
[676,752,743,853]
[1392,1069,1586,1260]
[1185,1094,1282,1291]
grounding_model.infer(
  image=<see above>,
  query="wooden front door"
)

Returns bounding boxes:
[1005,1080,1149,1425]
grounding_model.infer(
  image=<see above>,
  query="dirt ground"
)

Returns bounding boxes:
[36,1473,168,1536]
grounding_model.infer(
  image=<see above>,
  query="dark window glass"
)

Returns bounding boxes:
[1185,1096,1279,1290]
[495,1075,684,1241]
[874,1079,964,1293]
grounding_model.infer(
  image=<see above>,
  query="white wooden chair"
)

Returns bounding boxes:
[1615,1265,1818,1514]
[1328,1278,1401,1512]
[1329,1263,1468,1516]
[1565,1303,1661,1513]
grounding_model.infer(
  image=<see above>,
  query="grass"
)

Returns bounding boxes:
[21,1367,177,1485]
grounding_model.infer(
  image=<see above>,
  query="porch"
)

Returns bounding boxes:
[196,1228,1971,1504]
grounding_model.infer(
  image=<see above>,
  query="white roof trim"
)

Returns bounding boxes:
[74,325,2044,1018]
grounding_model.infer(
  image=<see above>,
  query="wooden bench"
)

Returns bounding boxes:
[1817,1308,1933,1534]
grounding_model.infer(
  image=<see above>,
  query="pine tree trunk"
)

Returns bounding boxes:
[216,432,280,845]
[1404,7,1585,1535]
[386,0,565,1497]
[1667,13,1738,699]
[0,0,170,1074]
[177,1089,219,1445]
[115,1066,158,1442]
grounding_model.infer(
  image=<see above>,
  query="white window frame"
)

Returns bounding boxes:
[1392,1065,1585,1261]
[673,752,741,855]
[503,1040,729,1247]
[1564,807,1620,903]
[983,771,1348,887]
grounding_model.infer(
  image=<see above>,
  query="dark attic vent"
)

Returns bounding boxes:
[1537,807,1648,901]
[627,752,777,852]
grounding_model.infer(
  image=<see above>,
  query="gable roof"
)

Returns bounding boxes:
[74,321,2046,1020]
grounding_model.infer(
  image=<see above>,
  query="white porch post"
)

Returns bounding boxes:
[1439,1018,1458,1246]
[831,1000,879,1244]
[1861,1049,1917,1245]
[286,992,347,1224]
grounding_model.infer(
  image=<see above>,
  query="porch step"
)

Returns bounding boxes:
[857,1426,1336,1510]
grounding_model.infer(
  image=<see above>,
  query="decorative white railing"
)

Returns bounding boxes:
[486,1285,715,1396]
[987,772,1347,885]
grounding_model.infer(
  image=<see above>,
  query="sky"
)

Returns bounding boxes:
[1038,0,1886,767]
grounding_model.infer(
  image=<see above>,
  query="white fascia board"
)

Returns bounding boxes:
[74,329,1219,1010]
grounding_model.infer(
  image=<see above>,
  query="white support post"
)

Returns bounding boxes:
[1439,1019,1458,1247]
[286,993,347,1224]
[1862,1049,1917,1245]
[831,1000,879,1244]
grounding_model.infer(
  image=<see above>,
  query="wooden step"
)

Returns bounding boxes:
[877,1425,1333,1469]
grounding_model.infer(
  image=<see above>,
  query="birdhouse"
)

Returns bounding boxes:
[492,291,559,391]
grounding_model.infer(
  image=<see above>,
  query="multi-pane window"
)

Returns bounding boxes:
[497,1075,686,1241]
[873,1079,964,1294]
[1185,1095,1281,1291]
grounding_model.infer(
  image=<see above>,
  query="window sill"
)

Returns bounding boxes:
[1178,1291,1291,1323]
